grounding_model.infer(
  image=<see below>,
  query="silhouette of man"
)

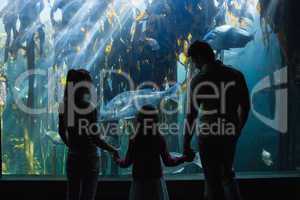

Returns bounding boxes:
[183,41,250,200]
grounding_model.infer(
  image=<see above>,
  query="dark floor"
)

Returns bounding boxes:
[1,173,300,200]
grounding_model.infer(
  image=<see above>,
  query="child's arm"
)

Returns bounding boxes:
[114,140,134,168]
[160,136,186,167]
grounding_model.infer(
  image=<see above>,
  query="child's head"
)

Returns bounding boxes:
[133,105,160,139]
[136,105,159,124]
[133,105,161,151]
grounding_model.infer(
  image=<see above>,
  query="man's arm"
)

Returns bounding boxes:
[161,136,186,166]
[183,76,198,157]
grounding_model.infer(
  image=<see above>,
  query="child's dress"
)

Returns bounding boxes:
[116,134,185,200]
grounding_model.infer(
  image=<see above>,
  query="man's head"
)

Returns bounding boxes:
[187,41,215,69]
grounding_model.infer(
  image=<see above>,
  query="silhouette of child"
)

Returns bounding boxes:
[114,105,187,200]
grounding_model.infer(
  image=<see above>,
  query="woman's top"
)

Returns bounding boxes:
[58,102,105,156]
[116,134,186,180]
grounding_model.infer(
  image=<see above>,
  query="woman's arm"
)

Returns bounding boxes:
[89,108,118,154]
[115,140,134,168]
[92,134,118,153]
[160,136,186,167]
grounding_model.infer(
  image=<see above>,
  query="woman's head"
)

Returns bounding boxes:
[77,69,92,82]
[63,69,94,106]
[63,69,77,102]
[76,69,93,104]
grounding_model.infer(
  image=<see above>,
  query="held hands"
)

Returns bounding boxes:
[183,146,196,163]
[111,148,120,162]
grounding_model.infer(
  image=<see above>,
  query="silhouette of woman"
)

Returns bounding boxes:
[59,69,118,200]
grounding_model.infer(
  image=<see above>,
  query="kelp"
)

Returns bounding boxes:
[258,0,287,56]
[24,128,41,175]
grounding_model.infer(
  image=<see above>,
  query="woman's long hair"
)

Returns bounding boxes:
[62,69,94,128]
[63,69,93,105]
[63,69,77,104]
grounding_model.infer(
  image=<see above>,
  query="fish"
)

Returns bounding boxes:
[262,149,273,166]
[177,38,182,47]
[187,33,193,42]
[100,83,182,121]
[135,11,148,21]
[170,152,202,168]
[117,68,123,74]
[130,22,137,42]
[170,152,202,174]
[106,7,117,25]
[226,0,256,28]
[60,75,67,86]
[0,79,7,106]
[203,25,255,50]
[144,37,160,51]
[256,1,261,13]
[105,41,113,55]
[80,27,86,33]
[227,11,241,27]
[178,52,188,65]
[44,130,63,145]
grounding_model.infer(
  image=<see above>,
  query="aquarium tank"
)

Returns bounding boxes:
[0,0,299,177]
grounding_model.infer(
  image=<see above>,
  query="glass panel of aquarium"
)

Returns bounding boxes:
[0,0,298,177]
